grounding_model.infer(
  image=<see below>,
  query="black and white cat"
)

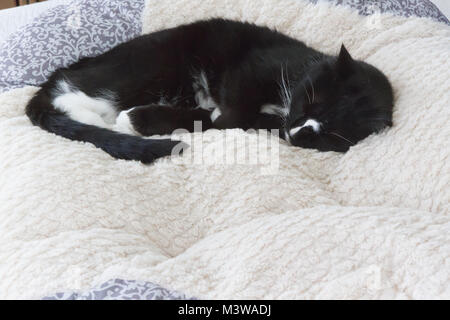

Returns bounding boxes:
[26,19,393,163]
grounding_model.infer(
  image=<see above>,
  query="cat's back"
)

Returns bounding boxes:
[184,18,301,49]
[151,18,308,69]
[67,19,305,73]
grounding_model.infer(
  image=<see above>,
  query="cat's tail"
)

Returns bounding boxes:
[25,90,185,164]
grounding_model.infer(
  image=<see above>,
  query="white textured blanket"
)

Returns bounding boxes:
[0,0,449,299]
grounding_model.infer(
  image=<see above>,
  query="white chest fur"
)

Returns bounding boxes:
[52,80,118,128]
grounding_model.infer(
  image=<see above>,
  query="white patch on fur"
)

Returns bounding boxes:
[284,129,292,145]
[113,108,140,136]
[158,96,170,106]
[193,71,219,111]
[210,107,222,122]
[260,104,289,117]
[260,104,279,115]
[290,119,321,136]
[52,80,118,128]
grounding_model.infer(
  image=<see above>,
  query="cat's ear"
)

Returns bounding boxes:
[336,44,355,78]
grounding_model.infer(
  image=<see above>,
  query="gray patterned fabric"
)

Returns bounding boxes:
[0,0,144,93]
[42,279,194,300]
[311,0,450,24]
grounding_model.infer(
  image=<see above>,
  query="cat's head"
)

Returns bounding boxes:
[286,44,393,152]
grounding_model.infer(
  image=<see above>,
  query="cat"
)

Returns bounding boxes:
[26,18,394,163]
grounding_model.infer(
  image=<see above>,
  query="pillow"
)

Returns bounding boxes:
[0,0,144,93]
[43,279,194,300]
[313,0,449,25]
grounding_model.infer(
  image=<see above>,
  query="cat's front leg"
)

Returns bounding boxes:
[114,104,213,136]
[212,108,284,132]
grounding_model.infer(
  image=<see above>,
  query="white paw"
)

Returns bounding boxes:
[113,108,139,135]
[210,107,222,122]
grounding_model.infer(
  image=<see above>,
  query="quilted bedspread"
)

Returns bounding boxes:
[0,0,449,299]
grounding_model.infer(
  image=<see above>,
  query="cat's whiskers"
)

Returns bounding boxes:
[327,132,355,145]
[307,75,315,103]
[279,64,292,116]
[284,63,292,94]
[302,83,311,104]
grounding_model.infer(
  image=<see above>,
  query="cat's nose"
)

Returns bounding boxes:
[289,118,321,137]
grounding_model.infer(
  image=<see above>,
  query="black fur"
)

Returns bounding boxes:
[26,18,394,163]
[26,91,182,163]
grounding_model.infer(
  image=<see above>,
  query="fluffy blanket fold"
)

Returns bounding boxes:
[0,0,449,299]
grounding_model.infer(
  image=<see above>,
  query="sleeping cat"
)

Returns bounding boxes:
[26,18,393,163]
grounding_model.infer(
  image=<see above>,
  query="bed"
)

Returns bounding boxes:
[0,0,449,300]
